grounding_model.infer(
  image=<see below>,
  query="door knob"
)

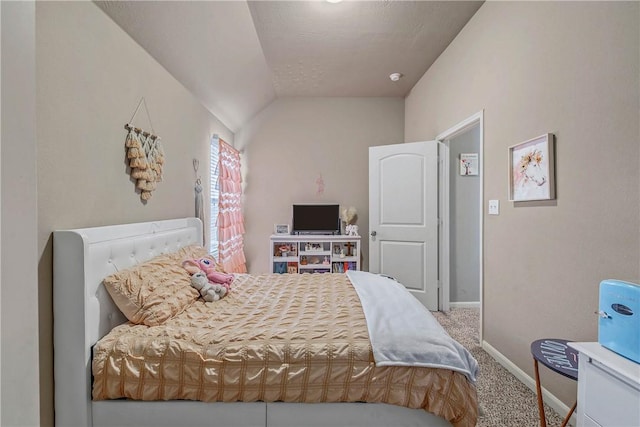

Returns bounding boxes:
[370,231,377,237]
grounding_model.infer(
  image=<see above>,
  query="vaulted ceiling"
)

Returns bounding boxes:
[96,1,483,132]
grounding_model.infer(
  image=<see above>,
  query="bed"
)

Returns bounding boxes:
[53,217,477,427]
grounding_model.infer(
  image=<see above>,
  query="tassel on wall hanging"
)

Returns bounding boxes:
[193,158,205,243]
[124,97,165,202]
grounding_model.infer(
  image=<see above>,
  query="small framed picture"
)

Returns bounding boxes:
[508,133,555,201]
[460,153,479,176]
[274,224,290,235]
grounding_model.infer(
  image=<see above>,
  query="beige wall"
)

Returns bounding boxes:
[1,2,40,426]
[235,97,404,274]
[6,1,637,424]
[35,2,233,424]
[406,1,639,406]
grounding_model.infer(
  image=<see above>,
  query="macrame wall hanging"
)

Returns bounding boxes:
[124,97,165,201]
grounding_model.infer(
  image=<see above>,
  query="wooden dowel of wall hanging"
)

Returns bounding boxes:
[124,123,158,139]
[124,124,143,133]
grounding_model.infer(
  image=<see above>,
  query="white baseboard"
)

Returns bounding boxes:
[449,301,480,308]
[481,341,576,426]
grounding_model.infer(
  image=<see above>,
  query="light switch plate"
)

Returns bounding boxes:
[488,199,499,215]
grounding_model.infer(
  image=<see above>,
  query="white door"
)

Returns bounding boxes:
[369,141,439,310]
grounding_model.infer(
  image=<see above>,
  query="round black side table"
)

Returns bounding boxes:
[530,338,579,427]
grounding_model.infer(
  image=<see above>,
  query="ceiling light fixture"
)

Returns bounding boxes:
[326,0,343,3]
[389,72,403,82]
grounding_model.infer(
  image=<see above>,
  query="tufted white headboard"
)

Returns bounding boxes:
[53,217,202,427]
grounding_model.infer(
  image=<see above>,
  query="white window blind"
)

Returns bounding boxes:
[209,135,220,259]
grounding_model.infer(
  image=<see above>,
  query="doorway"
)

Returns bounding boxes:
[436,111,484,340]
[367,111,484,334]
[446,126,481,306]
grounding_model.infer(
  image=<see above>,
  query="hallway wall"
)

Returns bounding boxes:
[449,126,481,304]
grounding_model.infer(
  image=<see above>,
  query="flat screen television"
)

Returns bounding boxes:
[292,204,340,235]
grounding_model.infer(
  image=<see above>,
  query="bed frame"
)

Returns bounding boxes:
[53,217,452,427]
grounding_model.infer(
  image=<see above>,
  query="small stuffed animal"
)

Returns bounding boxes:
[182,257,233,292]
[190,272,227,302]
[345,224,359,236]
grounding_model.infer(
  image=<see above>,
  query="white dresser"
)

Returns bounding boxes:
[568,342,640,427]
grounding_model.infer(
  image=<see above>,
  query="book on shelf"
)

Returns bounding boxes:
[287,262,298,274]
[274,262,287,274]
[332,262,357,273]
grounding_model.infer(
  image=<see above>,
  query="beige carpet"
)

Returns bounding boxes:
[432,308,567,427]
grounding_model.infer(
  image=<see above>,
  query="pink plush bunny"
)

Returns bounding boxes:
[182,257,233,291]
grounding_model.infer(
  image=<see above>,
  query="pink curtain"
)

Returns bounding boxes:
[217,139,247,273]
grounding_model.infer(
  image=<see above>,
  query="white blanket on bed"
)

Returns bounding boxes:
[347,270,478,383]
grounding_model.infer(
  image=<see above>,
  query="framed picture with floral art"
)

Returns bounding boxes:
[508,134,555,202]
[460,153,479,176]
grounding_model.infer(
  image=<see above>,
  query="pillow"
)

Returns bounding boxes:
[103,245,210,326]
[165,244,210,264]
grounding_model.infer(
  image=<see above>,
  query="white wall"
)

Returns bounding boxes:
[235,97,404,274]
[1,2,40,426]
[405,1,639,406]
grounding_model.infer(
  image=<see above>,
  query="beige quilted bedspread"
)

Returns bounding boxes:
[93,273,477,426]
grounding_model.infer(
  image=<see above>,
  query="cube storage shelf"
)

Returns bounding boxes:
[270,234,361,274]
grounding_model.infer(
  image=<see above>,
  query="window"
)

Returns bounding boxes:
[209,135,219,259]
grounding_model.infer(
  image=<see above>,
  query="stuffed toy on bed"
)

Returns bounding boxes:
[190,272,228,302]
[182,257,233,292]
